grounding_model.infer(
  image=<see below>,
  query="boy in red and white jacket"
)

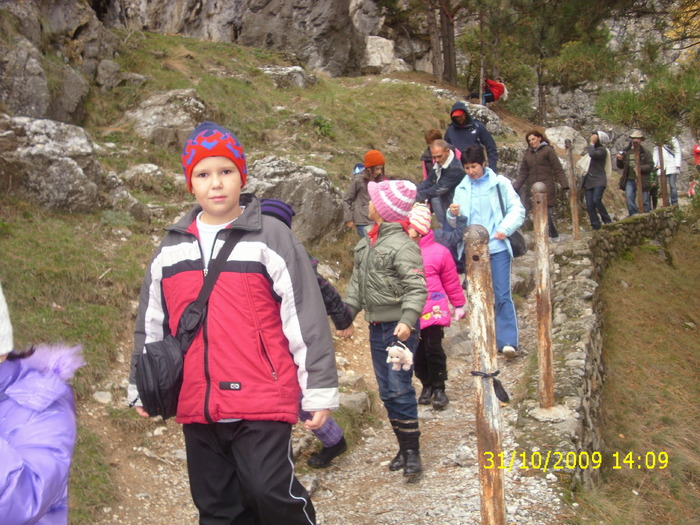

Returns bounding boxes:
[128,121,338,524]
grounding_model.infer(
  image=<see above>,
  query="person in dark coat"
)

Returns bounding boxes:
[513,130,569,239]
[416,139,466,227]
[616,129,654,216]
[581,131,612,230]
[444,101,498,171]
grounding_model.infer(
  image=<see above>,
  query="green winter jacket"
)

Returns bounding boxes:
[344,222,427,328]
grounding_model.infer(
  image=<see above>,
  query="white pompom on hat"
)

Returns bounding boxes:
[367,180,417,222]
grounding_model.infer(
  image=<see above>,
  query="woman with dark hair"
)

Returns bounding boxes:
[514,130,569,239]
[581,131,612,230]
[0,281,84,524]
[449,145,525,358]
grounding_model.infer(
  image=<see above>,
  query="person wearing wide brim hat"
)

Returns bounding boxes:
[616,128,654,216]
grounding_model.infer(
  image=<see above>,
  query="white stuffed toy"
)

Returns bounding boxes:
[386,341,413,371]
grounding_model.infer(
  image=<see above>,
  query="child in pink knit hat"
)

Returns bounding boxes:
[407,204,466,410]
[340,180,428,480]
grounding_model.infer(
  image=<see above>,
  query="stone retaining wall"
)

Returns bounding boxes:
[517,207,681,490]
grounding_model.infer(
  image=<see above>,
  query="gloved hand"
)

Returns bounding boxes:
[453,307,466,321]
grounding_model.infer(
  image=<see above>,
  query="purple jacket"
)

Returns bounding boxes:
[417,231,466,329]
[0,344,84,525]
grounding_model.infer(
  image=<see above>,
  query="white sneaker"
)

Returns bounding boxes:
[502,345,517,359]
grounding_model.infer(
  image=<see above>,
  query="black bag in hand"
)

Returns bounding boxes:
[134,230,242,419]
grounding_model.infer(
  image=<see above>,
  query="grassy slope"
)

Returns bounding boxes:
[568,216,700,524]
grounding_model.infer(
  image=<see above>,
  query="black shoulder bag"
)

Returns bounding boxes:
[496,183,527,258]
[134,230,243,419]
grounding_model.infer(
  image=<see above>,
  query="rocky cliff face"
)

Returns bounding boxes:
[96,0,407,77]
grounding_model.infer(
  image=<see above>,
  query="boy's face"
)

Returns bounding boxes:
[190,156,243,225]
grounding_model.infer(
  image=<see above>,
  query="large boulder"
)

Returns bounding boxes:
[244,156,344,244]
[123,89,207,149]
[0,0,118,122]
[0,114,145,217]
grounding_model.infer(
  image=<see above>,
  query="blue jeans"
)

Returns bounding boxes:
[369,321,419,421]
[625,179,650,216]
[584,185,611,230]
[490,250,518,350]
[356,224,371,238]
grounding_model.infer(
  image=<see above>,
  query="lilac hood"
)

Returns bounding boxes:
[0,344,84,525]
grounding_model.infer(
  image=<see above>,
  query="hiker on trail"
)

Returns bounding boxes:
[420,128,444,181]
[652,136,682,206]
[513,129,569,240]
[444,101,499,171]
[451,145,525,359]
[416,139,466,227]
[259,198,350,469]
[616,129,654,216]
[580,131,613,230]
[128,121,338,524]
[343,150,386,238]
[340,179,427,481]
[470,77,507,105]
[406,203,466,411]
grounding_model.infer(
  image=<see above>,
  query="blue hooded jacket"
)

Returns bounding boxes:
[444,101,499,171]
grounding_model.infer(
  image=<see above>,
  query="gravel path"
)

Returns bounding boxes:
[86,271,570,524]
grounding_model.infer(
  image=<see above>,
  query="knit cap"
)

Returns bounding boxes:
[408,203,432,235]
[367,180,417,222]
[260,198,295,229]
[364,150,385,169]
[181,121,248,193]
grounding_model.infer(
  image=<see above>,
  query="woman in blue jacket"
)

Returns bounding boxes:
[449,145,525,358]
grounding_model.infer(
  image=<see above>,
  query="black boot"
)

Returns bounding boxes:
[307,436,347,468]
[403,449,423,478]
[432,388,449,410]
[388,450,405,471]
[417,385,433,405]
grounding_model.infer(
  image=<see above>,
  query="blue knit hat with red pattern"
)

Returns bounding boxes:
[181,121,247,192]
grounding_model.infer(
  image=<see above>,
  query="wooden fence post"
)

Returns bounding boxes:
[464,224,506,525]
[565,139,581,240]
[531,182,555,409]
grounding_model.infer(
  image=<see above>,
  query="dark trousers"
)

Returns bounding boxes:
[183,421,315,525]
[584,185,611,230]
[547,206,559,238]
[414,325,447,389]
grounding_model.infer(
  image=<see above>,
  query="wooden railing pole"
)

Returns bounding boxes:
[531,182,555,409]
[464,225,506,525]
[565,139,581,240]
[657,145,668,207]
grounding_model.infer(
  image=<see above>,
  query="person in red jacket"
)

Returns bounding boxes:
[128,121,339,525]
[406,204,466,410]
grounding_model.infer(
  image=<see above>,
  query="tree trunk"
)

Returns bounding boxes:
[536,63,547,123]
[426,0,443,80]
[440,5,457,85]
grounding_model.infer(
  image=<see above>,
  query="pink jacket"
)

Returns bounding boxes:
[417,231,466,329]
